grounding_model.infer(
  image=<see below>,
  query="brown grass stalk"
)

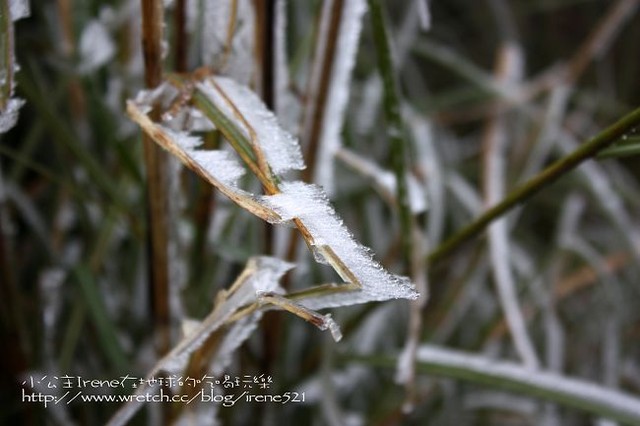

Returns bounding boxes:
[141,0,171,357]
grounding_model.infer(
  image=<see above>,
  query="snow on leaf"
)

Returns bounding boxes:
[196,77,305,175]
[128,76,418,312]
[262,181,419,309]
[126,100,281,223]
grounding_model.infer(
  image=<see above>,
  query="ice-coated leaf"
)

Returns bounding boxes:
[262,181,419,309]
[196,77,305,174]
[127,100,281,223]
[78,20,115,74]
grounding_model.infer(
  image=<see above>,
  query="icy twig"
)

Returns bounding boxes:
[257,292,342,341]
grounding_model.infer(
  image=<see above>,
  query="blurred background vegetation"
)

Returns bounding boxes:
[2,0,640,425]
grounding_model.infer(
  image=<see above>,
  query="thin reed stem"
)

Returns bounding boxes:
[141,0,171,356]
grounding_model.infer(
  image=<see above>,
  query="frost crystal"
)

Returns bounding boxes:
[189,150,245,186]
[262,181,418,309]
[196,77,305,175]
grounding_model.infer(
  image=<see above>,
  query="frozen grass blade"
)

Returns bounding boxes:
[353,346,640,425]
[129,74,418,312]
[127,99,281,223]
[261,181,418,308]
[482,43,539,368]
[414,346,640,426]
[428,105,640,265]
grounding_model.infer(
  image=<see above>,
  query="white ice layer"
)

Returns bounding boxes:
[190,150,245,186]
[196,77,305,174]
[0,98,24,133]
[315,0,367,194]
[159,126,246,187]
[262,181,418,309]
[79,20,115,74]
[161,126,202,149]
[10,0,30,20]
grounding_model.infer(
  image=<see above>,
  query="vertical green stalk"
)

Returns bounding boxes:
[368,0,412,266]
[141,0,171,356]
